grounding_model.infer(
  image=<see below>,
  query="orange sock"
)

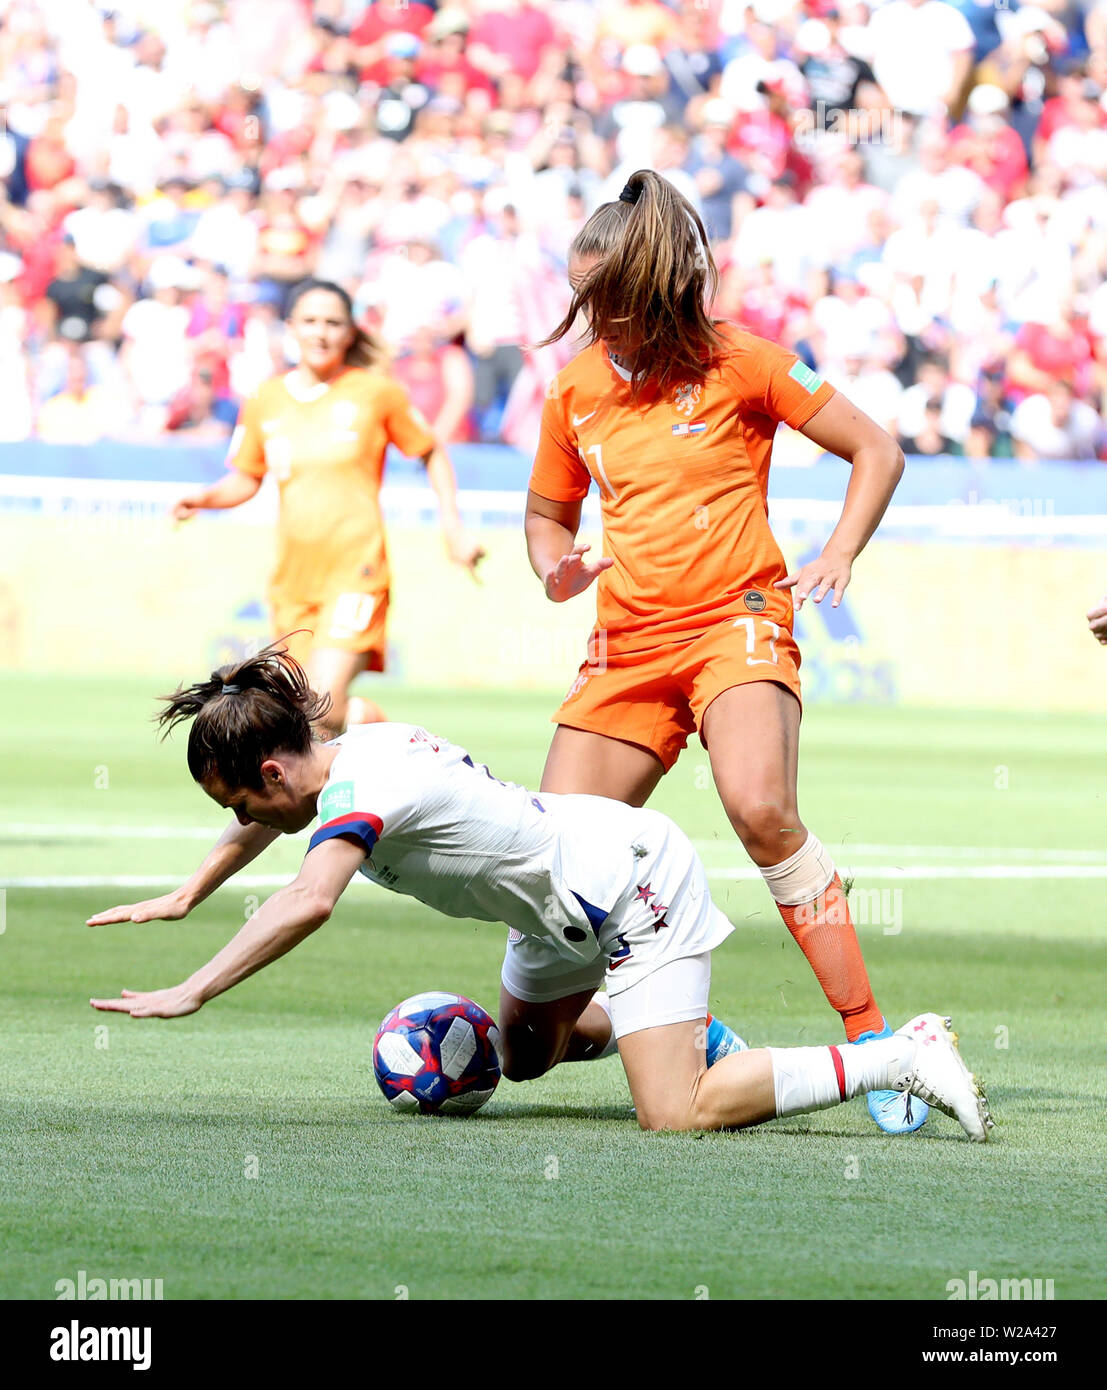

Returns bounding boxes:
[775,875,884,1041]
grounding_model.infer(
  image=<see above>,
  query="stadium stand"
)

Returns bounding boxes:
[0,0,1104,459]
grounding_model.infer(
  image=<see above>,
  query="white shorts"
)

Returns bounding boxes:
[499,937,606,1004]
[608,953,711,1039]
[500,945,712,1040]
[500,805,733,1030]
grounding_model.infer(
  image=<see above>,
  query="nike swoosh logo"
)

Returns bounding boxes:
[572,410,598,427]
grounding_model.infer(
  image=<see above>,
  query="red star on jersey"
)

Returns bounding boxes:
[634,882,654,905]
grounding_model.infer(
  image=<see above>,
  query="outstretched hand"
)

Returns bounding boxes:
[170,494,206,522]
[544,544,613,602]
[774,549,853,611]
[87,891,191,927]
[90,985,202,1019]
[446,530,487,581]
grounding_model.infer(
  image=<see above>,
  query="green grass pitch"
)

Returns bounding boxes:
[1,673,1104,1300]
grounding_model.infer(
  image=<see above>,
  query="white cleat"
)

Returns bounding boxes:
[893,1013,995,1143]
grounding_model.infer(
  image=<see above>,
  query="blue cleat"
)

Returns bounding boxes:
[705,1013,748,1067]
[857,1020,930,1133]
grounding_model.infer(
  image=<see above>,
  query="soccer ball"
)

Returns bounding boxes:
[373,991,502,1115]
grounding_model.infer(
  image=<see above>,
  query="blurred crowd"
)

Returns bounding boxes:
[2,0,1107,460]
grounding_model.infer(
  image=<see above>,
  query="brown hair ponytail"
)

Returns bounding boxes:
[157,638,331,790]
[346,321,387,370]
[542,169,724,397]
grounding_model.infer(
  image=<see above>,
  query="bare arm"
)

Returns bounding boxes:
[421,442,485,577]
[172,469,261,521]
[87,819,281,926]
[525,490,613,601]
[431,346,475,445]
[90,836,365,1017]
[525,489,579,580]
[774,391,904,609]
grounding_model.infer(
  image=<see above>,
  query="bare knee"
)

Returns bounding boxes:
[500,1031,558,1083]
[502,1056,552,1083]
[636,1106,723,1133]
[724,797,804,866]
[634,1077,723,1133]
[636,1109,696,1133]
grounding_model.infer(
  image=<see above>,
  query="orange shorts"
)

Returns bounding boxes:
[554,615,802,772]
[272,588,389,671]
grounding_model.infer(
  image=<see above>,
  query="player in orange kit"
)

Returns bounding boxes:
[511,169,925,1134]
[172,279,484,733]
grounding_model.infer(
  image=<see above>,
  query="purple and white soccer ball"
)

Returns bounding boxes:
[373,992,502,1115]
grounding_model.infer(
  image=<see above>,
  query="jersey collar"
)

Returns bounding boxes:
[601,342,634,383]
[282,366,355,403]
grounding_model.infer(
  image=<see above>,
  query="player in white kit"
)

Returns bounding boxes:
[88,645,993,1140]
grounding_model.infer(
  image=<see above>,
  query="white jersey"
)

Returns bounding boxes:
[307,724,733,990]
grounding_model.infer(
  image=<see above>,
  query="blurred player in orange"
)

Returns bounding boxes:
[172,279,484,733]
[517,169,924,1134]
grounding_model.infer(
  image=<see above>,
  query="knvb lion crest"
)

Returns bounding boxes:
[673,382,702,417]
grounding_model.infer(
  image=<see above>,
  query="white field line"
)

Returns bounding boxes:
[694,841,1107,863]
[5,865,1107,889]
[4,825,216,841]
[711,865,1107,880]
[1,875,298,889]
[5,478,1106,537]
[0,822,302,841]
[3,825,1106,863]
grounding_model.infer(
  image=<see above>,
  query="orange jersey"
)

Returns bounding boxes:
[228,367,435,603]
[529,324,835,652]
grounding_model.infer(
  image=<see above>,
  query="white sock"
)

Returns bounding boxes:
[768,1038,915,1117]
[839,1037,915,1096]
[588,991,619,1059]
[759,832,836,906]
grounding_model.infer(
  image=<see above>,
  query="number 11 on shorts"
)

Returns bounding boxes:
[733,616,781,666]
